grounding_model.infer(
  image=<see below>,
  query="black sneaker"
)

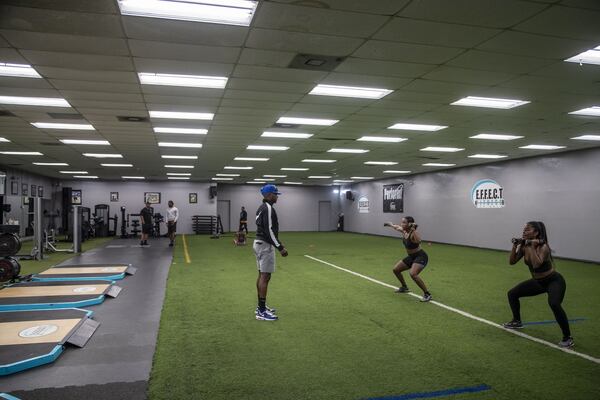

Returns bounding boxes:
[558,337,574,348]
[395,286,410,293]
[140,241,144,246]
[503,320,523,329]
[169,242,174,247]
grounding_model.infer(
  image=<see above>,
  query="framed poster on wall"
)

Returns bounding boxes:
[383,183,404,213]
[189,193,197,204]
[110,192,119,202]
[72,189,82,205]
[144,192,161,204]
[38,186,43,198]
[31,184,37,197]
[21,183,28,196]
[11,181,19,195]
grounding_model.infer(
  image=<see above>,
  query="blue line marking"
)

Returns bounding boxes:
[522,318,587,326]
[0,393,22,400]
[365,384,491,400]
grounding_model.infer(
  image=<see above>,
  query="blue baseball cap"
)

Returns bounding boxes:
[260,184,282,196]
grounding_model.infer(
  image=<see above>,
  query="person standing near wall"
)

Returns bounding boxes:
[239,206,248,234]
[166,200,178,247]
[385,217,432,302]
[503,221,574,348]
[139,201,153,246]
[254,184,288,321]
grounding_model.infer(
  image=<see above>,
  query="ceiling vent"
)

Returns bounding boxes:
[0,110,16,117]
[47,112,83,119]
[317,137,354,141]
[39,142,65,146]
[302,150,324,154]
[272,122,300,129]
[418,156,441,160]
[117,115,149,122]
[288,53,346,72]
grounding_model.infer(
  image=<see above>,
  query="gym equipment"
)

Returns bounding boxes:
[33,263,136,282]
[234,231,247,246]
[44,229,74,254]
[0,233,21,257]
[0,308,99,376]
[153,213,164,237]
[120,207,128,238]
[192,215,221,235]
[511,238,545,246]
[130,214,141,237]
[94,204,110,237]
[0,258,21,283]
[0,280,121,311]
[108,214,118,236]
[0,232,29,283]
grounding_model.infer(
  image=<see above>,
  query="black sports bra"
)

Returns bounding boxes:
[402,233,420,250]
[525,258,553,275]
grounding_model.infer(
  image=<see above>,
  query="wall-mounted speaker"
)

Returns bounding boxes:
[345,190,354,201]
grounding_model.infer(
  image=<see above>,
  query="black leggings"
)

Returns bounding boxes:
[507,272,570,338]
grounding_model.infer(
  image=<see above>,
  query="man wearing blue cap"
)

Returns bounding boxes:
[254,184,288,321]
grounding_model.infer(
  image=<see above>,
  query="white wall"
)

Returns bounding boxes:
[342,148,600,262]
[61,180,216,234]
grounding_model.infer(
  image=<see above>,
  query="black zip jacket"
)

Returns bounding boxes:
[255,200,283,250]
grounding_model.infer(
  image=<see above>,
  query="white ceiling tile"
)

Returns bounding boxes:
[399,0,546,28]
[0,47,28,63]
[515,5,600,40]
[423,66,516,86]
[50,79,141,94]
[233,64,327,83]
[35,66,138,83]
[0,77,54,89]
[140,85,224,99]
[227,77,312,93]
[353,40,464,64]
[128,40,240,64]
[20,50,134,71]
[133,58,234,76]
[143,95,221,107]
[269,0,410,15]
[1,0,117,13]
[447,50,555,74]
[246,28,363,56]
[319,72,411,89]
[335,57,436,78]
[59,90,144,103]
[219,99,293,111]
[238,48,296,68]
[254,2,388,38]
[559,0,600,10]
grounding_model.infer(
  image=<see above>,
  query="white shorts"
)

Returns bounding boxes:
[253,240,275,273]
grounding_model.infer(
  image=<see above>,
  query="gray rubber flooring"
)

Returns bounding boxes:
[1,238,173,399]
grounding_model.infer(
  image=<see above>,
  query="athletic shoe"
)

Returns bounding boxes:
[395,286,410,293]
[256,309,278,321]
[140,241,144,246]
[420,293,432,302]
[169,242,174,247]
[558,337,574,348]
[502,320,523,329]
[255,306,276,315]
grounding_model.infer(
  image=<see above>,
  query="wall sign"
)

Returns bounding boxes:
[358,195,370,213]
[383,183,404,213]
[72,189,82,205]
[471,179,505,208]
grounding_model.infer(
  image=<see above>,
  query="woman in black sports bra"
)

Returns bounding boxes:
[385,216,432,302]
[503,221,574,348]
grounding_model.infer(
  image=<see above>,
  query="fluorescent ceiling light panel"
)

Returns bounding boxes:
[60,171,88,174]
[161,155,198,159]
[225,166,253,170]
[0,63,42,78]
[423,163,456,167]
[158,142,202,148]
[309,176,332,179]
[519,144,566,150]
[33,162,68,166]
[149,111,214,120]
[302,159,336,163]
[451,96,530,109]
[168,177,190,180]
[470,133,524,140]
[32,123,94,130]
[468,154,508,159]
[277,117,338,126]
[281,167,308,171]
[139,72,227,89]
[247,145,289,151]
[164,165,194,168]
[166,172,192,176]
[571,135,600,141]
[309,84,393,99]
[261,131,313,139]
[384,170,411,174]
[101,163,133,167]
[255,178,275,181]
[216,173,239,177]
[364,161,398,165]
[283,181,302,185]
[0,151,43,155]
[154,127,208,135]
[351,176,373,180]
[234,157,269,161]
[388,123,447,131]
[264,175,286,178]
[122,176,145,179]
[212,177,233,181]
[357,136,407,143]
[60,139,109,145]
[0,96,70,107]
[83,153,123,158]
[564,46,600,66]
[569,106,600,117]
[333,179,353,183]
[421,147,464,152]
[247,181,265,184]
[0,137,10,142]
[327,148,369,153]
[74,175,98,179]
[117,0,258,27]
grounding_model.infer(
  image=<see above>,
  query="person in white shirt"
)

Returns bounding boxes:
[166,200,179,247]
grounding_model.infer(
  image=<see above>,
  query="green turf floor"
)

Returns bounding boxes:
[149,232,600,400]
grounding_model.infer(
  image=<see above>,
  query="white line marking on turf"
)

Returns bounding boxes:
[304,255,600,365]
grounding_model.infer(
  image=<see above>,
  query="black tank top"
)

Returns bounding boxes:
[525,259,553,275]
[402,233,420,250]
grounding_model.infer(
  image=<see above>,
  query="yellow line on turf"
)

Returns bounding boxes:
[304,254,600,366]
[182,234,191,264]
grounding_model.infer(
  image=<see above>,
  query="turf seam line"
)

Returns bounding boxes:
[304,255,600,365]
[182,234,191,264]
[364,384,491,400]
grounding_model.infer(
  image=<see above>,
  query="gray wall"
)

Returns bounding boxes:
[61,180,216,234]
[217,184,341,232]
[342,148,600,263]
